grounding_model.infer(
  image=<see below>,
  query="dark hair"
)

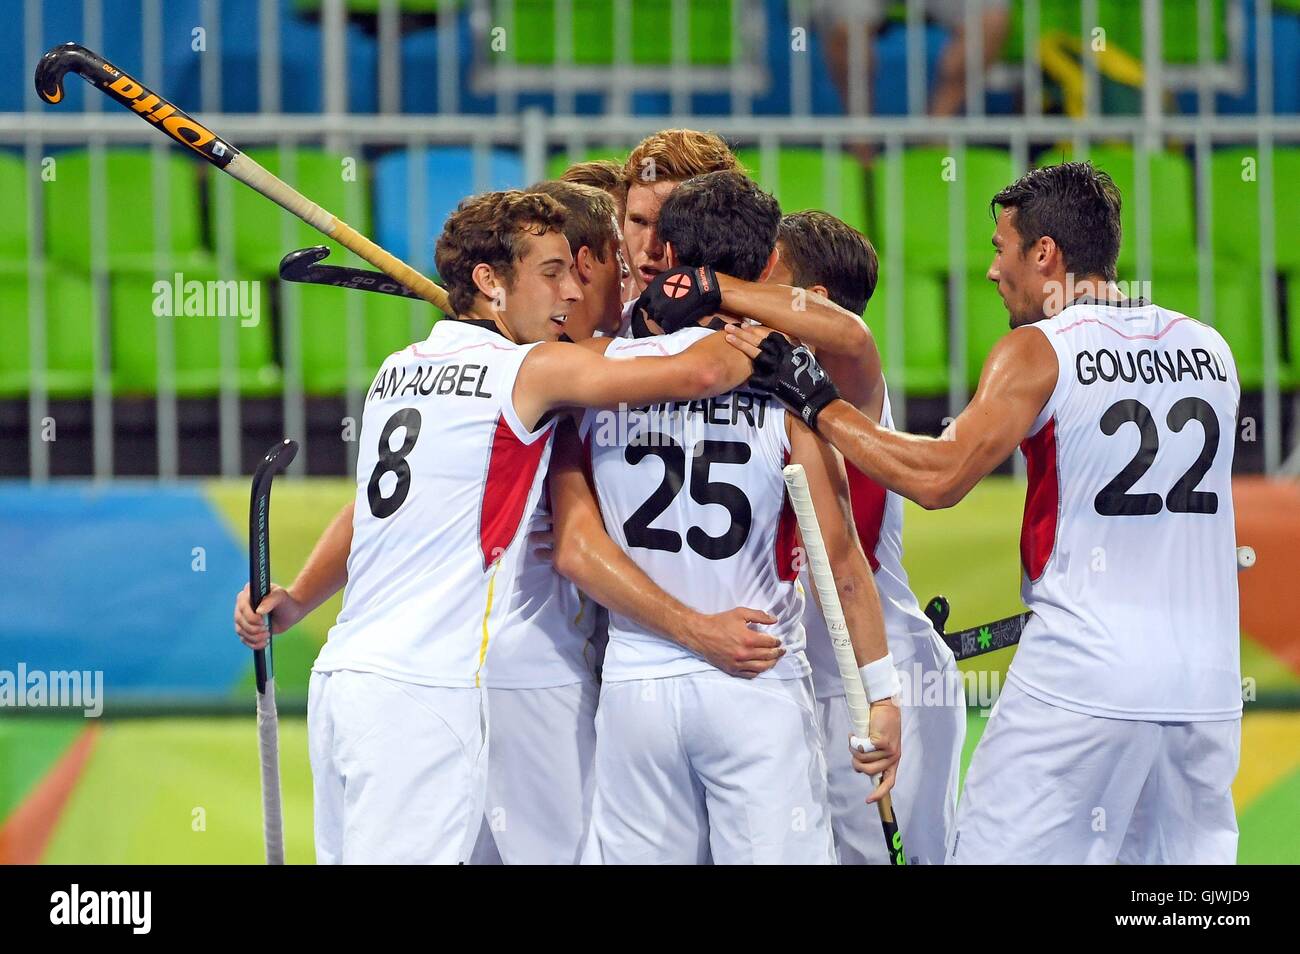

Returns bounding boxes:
[526,180,618,264]
[656,170,781,281]
[434,190,567,316]
[776,211,878,315]
[990,161,1122,282]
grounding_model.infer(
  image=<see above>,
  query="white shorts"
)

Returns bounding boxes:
[818,637,964,864]
[585,670,837,865]
[308,669,488,864]
[470,679,598,865]
[948,679,1240,864]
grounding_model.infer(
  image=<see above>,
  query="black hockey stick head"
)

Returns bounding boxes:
[923,595,950,637]
[249,439,298,694]
[280,246,425,300]
[36,41,238,168]
[34,42,104,104]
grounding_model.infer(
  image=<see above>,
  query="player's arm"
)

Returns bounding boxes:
[548,419,783,678]
[787,416,901,798]
[234,500,354,650]
[716,274,884,413]
[512,332,752,431]
[731,324,1057,509]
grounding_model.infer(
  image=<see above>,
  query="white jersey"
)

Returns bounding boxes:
[583,327,808,682]
[802,386,950,699]
[1010,298,1242,721]
[487,489,600,689]
[314,319,556,688]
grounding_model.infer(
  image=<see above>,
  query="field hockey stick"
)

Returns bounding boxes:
[924,545,1257,660]
[782,464,905,866]
[249,438,298,865]
[280,246,424,300]
[35,42,450,312]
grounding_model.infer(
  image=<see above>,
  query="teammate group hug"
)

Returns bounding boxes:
[234,129,1244,865]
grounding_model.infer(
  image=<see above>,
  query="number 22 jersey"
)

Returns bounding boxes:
[313,319,556,688]
[1012,298,1242,721]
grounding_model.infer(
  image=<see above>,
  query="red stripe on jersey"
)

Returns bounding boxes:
[480,415,551,569]
[1019,416,1060,582]
[845,463,885,573]
[1053,315,1188,341]
[775,450,801,582]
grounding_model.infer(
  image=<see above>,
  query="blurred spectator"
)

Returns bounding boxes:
[814,0,1011,117]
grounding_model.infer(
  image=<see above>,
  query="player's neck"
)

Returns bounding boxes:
[460,303,520,343]
[1065,275,1126,308]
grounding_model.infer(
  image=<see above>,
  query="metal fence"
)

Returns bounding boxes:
[2,0,1298,480]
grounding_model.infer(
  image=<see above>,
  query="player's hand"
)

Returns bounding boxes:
[684,607,783,678]
[529,519,555,563]
[234,582,305,651]
[725,324,840,429]
[850,698,902,803]
[634,264,722,335]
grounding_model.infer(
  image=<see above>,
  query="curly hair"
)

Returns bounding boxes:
[434,190,567,316]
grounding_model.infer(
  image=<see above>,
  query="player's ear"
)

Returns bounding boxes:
[574,245,594,283]
[810,283,830,300]
[758,247,779,282]
[472,262,503,304]
[664,241,679,268]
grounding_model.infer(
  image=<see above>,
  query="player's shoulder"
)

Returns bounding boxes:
[606,326,709,357]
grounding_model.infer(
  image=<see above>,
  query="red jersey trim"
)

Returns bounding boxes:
[1019,416,1061,583]
[1053,315,1188,341]
[775,450,800,582]
[480,413,551,569]
[845,463,886,573]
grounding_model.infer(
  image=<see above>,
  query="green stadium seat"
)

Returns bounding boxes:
[871,270,948,396]
[964,273,1010,388]
[44,150,214,275]
[0,152,27,265]
[507,0,735,66]
[734,147,869,234]
[873,146,1017,277]
[109,265,280,397]
[225,148,371,278]
[1210,146,1300,387]
[292,284,438,395]
[1004,0,1227,65]
[0,270,96,398]
[1211,147,1300,275]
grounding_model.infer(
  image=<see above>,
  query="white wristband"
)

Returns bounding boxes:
[859,653,901,702]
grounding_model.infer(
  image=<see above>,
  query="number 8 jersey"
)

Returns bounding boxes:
[583,327,808,683]
[1011,298,1242,721]
[314,319,556,688]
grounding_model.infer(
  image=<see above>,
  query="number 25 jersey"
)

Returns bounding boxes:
[1012,298,1242,721]
[313,319,556,688]
[583,327,808,683]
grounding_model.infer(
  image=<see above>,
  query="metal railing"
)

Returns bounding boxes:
[3,0,1297,479]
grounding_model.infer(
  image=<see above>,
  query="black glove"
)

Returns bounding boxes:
[748,334,840,430]
[632,265,722,337]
